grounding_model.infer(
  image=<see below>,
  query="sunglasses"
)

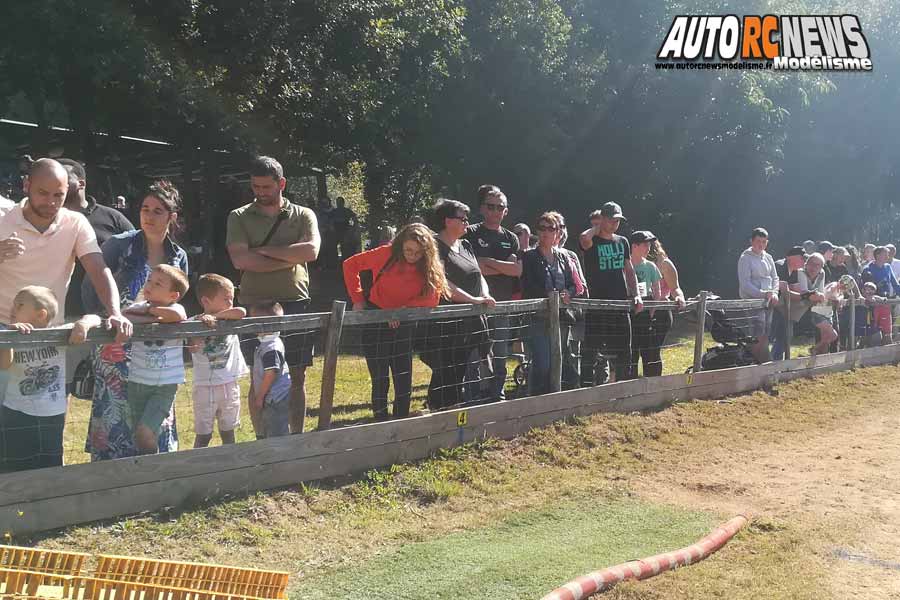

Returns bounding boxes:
[484,203,507,212]
[449,215,470,224]
[537,225,558,232]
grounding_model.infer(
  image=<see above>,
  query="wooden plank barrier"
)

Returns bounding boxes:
[11,574,275,599]
[93,555,289,599]
[1,313,899,536]
[0,543,90,577]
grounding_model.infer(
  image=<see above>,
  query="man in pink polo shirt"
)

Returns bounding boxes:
[0,159,131,332]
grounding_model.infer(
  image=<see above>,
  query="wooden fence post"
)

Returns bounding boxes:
[848,293,856,351]
[693,291,708,373]
[784,288,792,360]
[548,292,562,393]
[318,300,346,431]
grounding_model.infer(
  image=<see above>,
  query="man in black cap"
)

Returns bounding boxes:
[771,246,807,360]
[578,202,642,384]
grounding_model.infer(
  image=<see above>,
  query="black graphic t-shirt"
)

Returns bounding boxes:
[463,223,520,301]
[774,258,799,286]
[437,237,483,304]
[582,234,631,300]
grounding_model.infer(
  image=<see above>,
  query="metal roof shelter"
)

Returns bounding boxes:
[0,117,329,281]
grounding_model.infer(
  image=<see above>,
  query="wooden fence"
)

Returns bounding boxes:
[0,295,898,535]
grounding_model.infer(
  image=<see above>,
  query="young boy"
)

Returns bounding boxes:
[189,274,248,448]
[249,302,292,439]
[0,286,100,472]
[124,264,189,454]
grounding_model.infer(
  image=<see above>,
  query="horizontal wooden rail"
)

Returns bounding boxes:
[0,314,330,350]
[568,297,769,311]
[1,341,899,535]
[2,294,865,349]
[341,298,548,326]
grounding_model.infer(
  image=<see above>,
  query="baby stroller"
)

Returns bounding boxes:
[686,296,760,372]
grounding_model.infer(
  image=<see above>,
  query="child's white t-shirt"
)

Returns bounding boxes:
[128,302,186,386]
[190,318,248,386]
[4,344,67,416]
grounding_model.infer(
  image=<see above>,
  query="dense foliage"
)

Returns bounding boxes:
[0,0,897,292]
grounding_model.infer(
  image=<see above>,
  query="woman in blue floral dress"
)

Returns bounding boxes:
[82,181,188,460]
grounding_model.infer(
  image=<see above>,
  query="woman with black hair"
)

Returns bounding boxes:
[425,199,495,410]
[82,180,186,460]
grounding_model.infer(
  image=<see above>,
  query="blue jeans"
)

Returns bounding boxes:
[770,309,787,361]
[526,320,552,396]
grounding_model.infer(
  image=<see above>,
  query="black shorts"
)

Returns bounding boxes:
[241,299,316,369]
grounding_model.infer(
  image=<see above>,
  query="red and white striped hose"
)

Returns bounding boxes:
[541,514,750,600]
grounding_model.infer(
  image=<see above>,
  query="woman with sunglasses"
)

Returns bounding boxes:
[343,223,448,419]
[520,212,576,395]
[81,180,187,460]
[424,199,495,410]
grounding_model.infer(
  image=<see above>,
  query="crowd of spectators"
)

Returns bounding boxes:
[1,153,893,474]
[738,228,899,363]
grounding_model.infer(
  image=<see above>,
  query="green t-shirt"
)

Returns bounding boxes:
[226,200,318,305]
[633,259,662,299]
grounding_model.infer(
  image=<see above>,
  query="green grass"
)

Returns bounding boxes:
[291,499,716,600]
[36,364,900,599]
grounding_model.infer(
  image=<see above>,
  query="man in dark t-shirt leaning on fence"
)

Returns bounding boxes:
[463,185,520,401]
[579,202,642,385]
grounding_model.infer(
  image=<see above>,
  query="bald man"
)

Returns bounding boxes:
[0,158,132,336]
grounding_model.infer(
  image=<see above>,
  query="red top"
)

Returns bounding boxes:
[342,244,441,309]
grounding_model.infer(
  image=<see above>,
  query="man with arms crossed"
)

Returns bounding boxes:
[227,156,320,435]
[463,185,521,402]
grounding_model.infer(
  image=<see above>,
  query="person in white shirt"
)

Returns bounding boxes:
[122,264,189,454]
[0,286,100,471]
[188,274,248,448]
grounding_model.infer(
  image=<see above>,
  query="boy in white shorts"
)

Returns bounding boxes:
[189,274,248,448]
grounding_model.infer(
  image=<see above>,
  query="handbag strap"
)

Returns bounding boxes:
[238,205,291,284]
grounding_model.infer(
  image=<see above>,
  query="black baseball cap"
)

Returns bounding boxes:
[786,246,805,257]
[630,230,657,244]
[599,202,626,221]
[817,241,836,253]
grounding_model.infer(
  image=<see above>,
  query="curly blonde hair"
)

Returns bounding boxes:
[388,223,448,299]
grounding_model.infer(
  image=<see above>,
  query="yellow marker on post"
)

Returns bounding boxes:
[457,411,468,427]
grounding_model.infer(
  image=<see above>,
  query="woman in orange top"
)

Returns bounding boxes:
[343,223,447,419]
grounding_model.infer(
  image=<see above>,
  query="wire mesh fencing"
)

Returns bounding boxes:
[3,293,899,473]
[336,301,546,421]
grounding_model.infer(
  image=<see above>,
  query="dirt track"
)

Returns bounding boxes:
[630,373,900,599]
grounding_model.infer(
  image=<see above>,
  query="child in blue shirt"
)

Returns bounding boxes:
[249,302,292,439]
